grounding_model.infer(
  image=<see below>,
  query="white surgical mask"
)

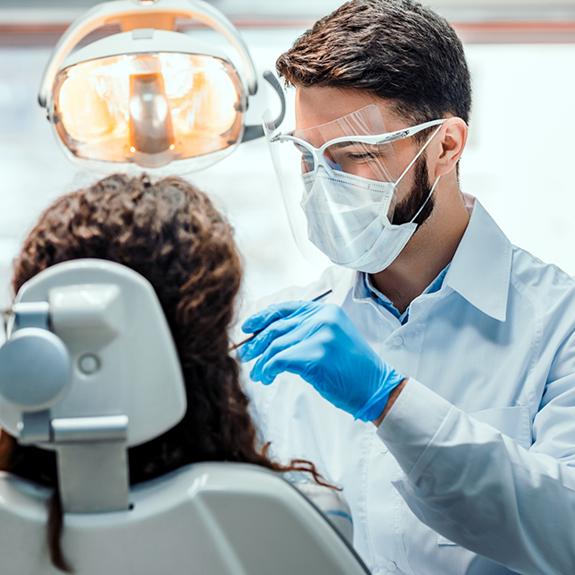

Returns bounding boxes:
[300,127,441,273]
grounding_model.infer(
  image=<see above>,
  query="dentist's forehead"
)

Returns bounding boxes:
[293,97,388,150]
[294,86,402,132]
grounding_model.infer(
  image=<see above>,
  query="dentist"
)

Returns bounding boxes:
[239,1,575,574]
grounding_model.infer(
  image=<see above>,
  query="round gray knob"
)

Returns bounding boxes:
[79,353,100,375]
[0,328,71,411]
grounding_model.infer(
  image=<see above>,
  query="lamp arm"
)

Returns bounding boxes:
[38,0,259,108]
[242,71,287,143]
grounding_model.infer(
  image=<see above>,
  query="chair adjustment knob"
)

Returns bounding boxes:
[0,328,72,412]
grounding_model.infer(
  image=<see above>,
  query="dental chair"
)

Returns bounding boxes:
[0,260,370,575]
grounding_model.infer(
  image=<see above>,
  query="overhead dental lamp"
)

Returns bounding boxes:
[38,0,286,173]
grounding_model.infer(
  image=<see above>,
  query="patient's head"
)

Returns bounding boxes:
[10,174,269,482]
[1,174,317,571]
[14,172,241,375]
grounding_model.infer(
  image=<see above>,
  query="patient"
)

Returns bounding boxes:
[0,174,351,572]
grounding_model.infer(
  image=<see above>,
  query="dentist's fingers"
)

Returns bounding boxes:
[238,313,305,362]
[250,329,310,385]
[253,347,311,386]
[241,300,310,334]
[250,326,323,385]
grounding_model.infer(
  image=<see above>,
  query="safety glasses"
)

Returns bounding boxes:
[270,118,446,178]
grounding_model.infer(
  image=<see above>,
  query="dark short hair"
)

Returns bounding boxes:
[277,0,472,128]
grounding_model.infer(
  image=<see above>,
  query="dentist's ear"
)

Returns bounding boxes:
[431,117,468,178]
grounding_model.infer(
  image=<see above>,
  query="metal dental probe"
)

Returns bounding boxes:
[229,289,333,352]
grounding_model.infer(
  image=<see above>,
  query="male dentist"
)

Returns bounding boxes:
[239,1,575,574]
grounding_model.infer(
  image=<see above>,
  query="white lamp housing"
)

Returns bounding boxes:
[39,0,286,174]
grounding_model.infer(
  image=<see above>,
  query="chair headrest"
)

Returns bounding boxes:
[0,259,186,449]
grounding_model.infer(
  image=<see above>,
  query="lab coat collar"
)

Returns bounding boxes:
[344,197,511,323]
[444,198,512,322]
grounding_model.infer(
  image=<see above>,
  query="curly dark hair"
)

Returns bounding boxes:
[0,174,324,572]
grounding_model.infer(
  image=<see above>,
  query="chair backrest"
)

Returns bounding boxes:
[0,462,371,575]
[0,259,186,513]
[0,259,370,575]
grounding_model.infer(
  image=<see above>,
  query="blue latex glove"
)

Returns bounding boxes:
[238,300,406,422]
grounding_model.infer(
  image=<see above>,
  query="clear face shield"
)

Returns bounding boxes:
[263,104,444,268]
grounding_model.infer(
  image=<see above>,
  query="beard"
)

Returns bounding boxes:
[390,155,435,228]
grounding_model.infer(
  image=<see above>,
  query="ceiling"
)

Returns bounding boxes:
[2,0,575,45]
[2,0,575,22]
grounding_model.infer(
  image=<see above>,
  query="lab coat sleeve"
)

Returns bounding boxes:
[378,378,575,575]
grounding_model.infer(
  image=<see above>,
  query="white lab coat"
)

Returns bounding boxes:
[238,198,575,575]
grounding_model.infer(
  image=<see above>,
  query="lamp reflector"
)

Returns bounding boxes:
[52,52,244,171]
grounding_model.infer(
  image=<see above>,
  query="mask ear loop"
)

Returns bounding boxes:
[394,123,444,186]
[390,123,444,224]
[409,175,441,224]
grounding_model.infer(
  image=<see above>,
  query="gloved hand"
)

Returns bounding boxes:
[238,300,406,422]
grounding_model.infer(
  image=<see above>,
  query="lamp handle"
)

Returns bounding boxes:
[38,0,259,108]
[242,71,287,143]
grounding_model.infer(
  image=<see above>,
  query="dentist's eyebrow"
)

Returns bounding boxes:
[327,139,393,151]
[326,141,383,154]
[326,142,357,150]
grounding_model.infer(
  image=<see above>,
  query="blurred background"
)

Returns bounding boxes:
[1,0,575,311]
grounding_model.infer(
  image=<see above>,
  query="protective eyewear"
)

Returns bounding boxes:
[271,118,446,179]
